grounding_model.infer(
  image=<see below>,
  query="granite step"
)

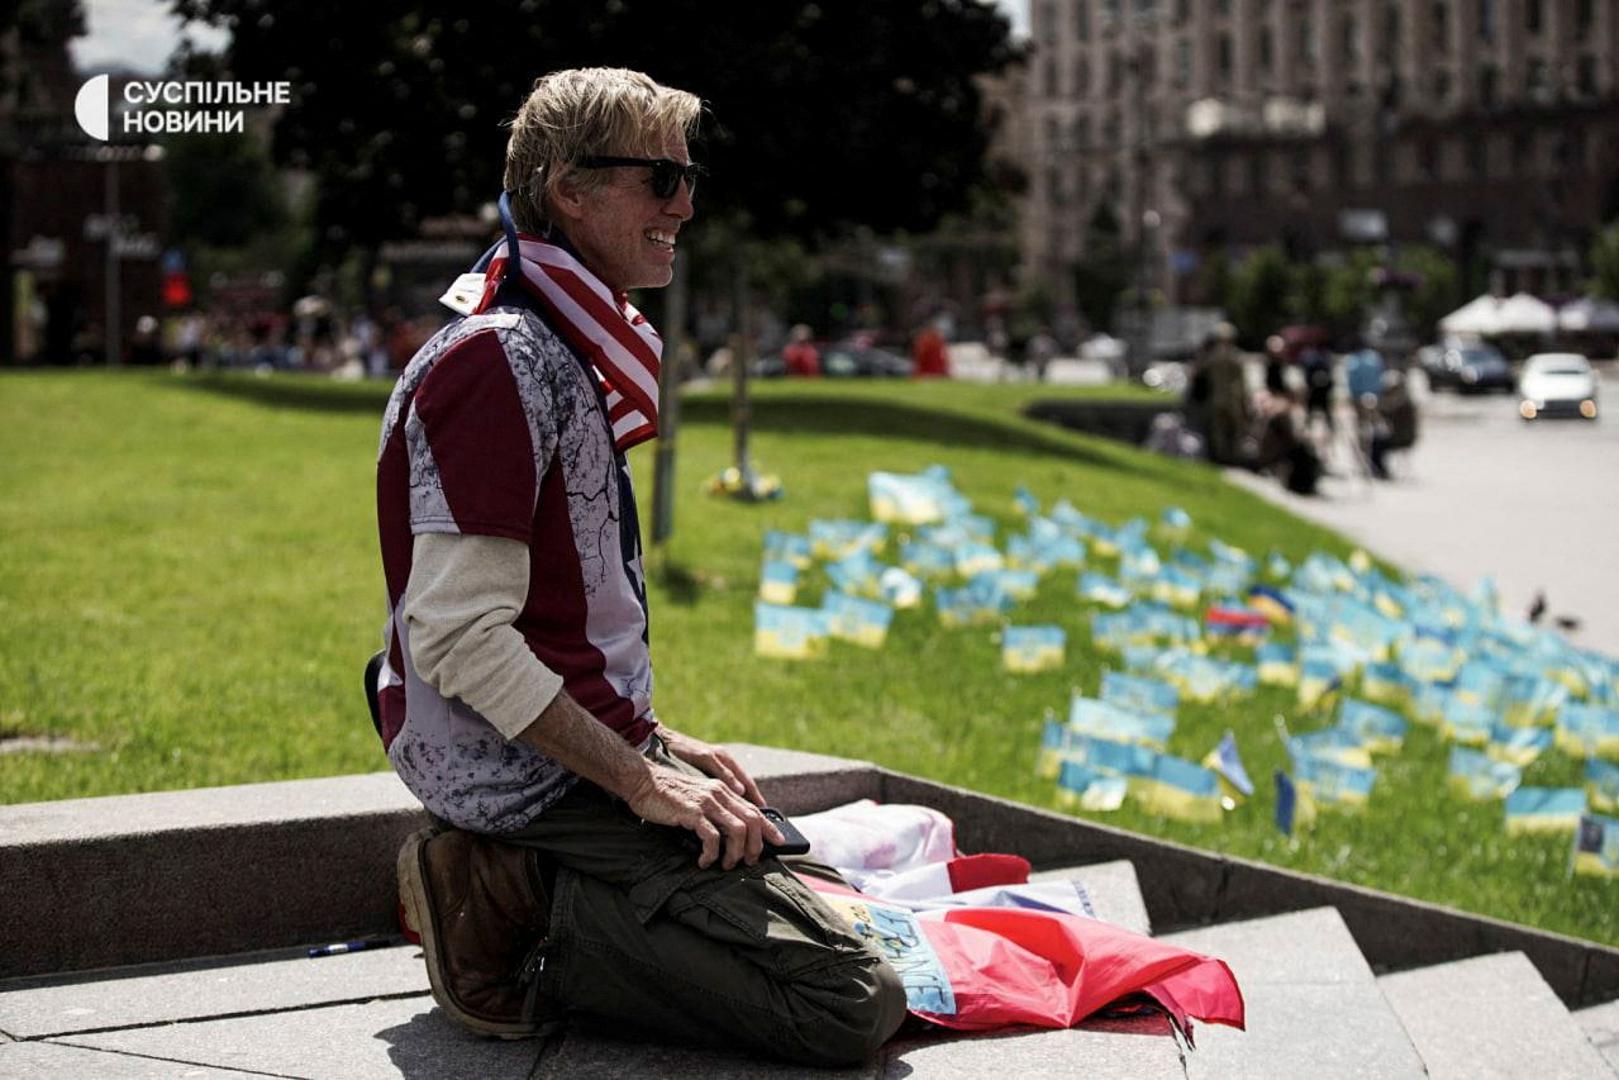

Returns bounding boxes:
[1029,858,1153,935]
[1575,999,1619,1075]
[1379,952,1617,1080]
[1162,907,1425,1079]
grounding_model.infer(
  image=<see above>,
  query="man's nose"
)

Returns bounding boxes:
[665,180,695,221]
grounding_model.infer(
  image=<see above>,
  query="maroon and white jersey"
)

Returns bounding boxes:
[375,306,654,832]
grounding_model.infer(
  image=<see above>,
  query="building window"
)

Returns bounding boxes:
[1432,2,1449,50]
[1559,128,1586,172]
[1037,1,1055,38]
[1300,15,1317,66]
[1479,64,1499,107]
[1048,166,1068,206]
[1176,38,1191,87]
[1044,57,1060,98]
[1075,56,1090,96]
[1468,136,1487,181]
[1478,0,1495,44]
[1511,132,1533,177]
[1073,112,1092,147]
[1292,150,1311,193]
[1525,0,1542,34]
[1342,16,1359,64]
[1577,54,1598,97]
[1137,0,1159,18]
[1218,34,1233,85]
[1102,0,1122,25]
[1525,58,1550,101]
[1259,27,1274,73]
[1045,116,1061,149]
[1433,68,1452,103]
[1217,0,1231,16]
[1249,155,1265,197]
[1076,0,1090,40]
[1419,141,1438,182]
[1108,50,1123,93]
[1384,3,1401,51]
[1577,0,1595,33]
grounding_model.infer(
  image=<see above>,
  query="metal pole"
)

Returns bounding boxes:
[1131,35,1150,379]
[104,153,120,367]
[730,252,753,482]
[650,252,686,547]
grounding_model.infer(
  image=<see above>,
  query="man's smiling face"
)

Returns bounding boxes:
[560,131,695,293]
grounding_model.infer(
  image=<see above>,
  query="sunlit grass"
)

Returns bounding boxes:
[1,369,1612,946]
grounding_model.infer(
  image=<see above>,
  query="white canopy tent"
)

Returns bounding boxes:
[1438,294,1503,337]
[1557,297,1619,333]
[1493,293,1558,335]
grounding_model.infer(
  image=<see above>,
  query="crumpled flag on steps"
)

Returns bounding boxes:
[791,800,1246,1043]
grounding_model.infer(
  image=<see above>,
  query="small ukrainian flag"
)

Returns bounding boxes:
[758,559,799,605]
[1572,814,1619,878]
[1002,625,1066,673]
[1504,787,1586,835]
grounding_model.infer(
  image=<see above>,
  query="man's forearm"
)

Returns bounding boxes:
[515,690,653,800]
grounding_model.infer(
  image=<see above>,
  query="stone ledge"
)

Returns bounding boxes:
[0,745,879,980]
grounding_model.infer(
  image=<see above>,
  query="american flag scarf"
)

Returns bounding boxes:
[473,235,662,452]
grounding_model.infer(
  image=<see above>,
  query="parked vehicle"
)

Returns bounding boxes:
[1420,342,1513,393]
[1518,353,1599,421]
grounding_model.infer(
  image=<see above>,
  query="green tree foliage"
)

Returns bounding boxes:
[172,0,1016,256]
[1226,245,1290,345]
[164,131,289,248]
[1395,246,1460,340]
[1589,221,1619,301]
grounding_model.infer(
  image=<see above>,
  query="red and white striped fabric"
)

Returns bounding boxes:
[477,236,661,451]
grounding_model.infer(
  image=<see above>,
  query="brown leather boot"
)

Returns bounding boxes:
[396,826,553,1038]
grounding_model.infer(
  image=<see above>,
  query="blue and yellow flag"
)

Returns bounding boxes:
[1055,760,1129,812]
[1274,770,1317,835]
[754,601,831,660]
[1256,643,1299,687]
[758,559,799,605]
[1068,695,1175,749]
[1078,572,1132,609]
[1587,758,1619,813]
[1100,670,1180,718]
[1572,814,1619,878]
[1205,730,1255,801]
[762,530,813,569]
[1359,662,1409,706]
[820,592,894,649]
[1556,702,1619,759]
[1486,723,1553,766]
[900,539,955,580]
[1338,698,1408,755]
[1003,625,1066,673]
[1131,753,1227,824]
[1447,746,1522,801]
[1504,787,1586,835]
[809,518,887,561]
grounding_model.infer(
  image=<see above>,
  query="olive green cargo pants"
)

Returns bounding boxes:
[497,739,907,1066]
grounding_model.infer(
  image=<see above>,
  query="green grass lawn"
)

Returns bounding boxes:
[2,369,1613,946]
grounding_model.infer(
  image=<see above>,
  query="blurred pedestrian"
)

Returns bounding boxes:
[1205,322,1250,466]
[1302,344,1335,433]
[1183,332,1215,442]
[1263,334,1289,399]
[911,322,949,378]
[782,324,820,377]
[1366,368,1418,480]
[1026,327,1057,382]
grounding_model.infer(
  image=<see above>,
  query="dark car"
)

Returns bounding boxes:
[1423,343,1512,393]
[754,342,911,379]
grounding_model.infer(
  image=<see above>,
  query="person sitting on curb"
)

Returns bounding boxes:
[372,67,905,1065]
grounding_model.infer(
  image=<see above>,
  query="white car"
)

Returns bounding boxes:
[1519,353,1599,420]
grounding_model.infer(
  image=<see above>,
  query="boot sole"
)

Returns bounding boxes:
[396,827,543,1040]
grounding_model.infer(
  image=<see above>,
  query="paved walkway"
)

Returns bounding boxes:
[1230,369,1619,659]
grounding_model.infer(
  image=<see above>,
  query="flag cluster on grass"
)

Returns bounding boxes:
[751,469,1619,871]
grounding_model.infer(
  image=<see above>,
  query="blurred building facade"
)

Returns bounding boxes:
[1022,0,1619,307]
[3,5,167,365]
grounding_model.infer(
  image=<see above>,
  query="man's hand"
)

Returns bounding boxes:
[658,728,768,806]
[624,764,783,870]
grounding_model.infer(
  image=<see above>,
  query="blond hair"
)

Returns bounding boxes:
[503,68,702,233]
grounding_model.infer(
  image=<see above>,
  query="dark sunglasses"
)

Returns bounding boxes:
[575,155,704,200]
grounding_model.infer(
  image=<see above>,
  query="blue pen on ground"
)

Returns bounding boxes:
[307,938,394,959]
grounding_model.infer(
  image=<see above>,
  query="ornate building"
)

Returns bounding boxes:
[1022,0,1619,307]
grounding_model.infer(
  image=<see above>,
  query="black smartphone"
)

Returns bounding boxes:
[760,807,811,857]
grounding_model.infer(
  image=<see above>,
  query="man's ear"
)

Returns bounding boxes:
[548,166,588,224]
